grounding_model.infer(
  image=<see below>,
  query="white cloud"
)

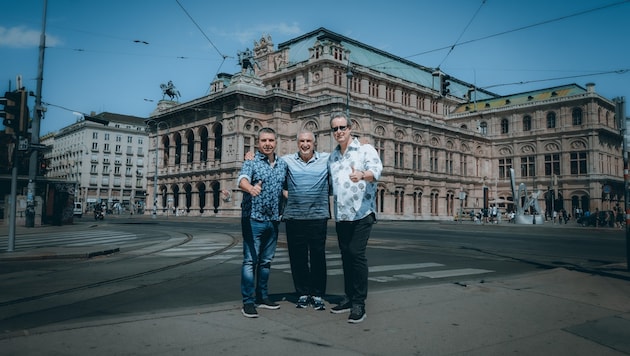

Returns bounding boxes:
[0,26,60,48]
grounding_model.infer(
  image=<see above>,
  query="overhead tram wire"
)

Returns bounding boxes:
[407,0,630,62]
[175,0,232,93]
[481,69,630,90]
[436,0,486,70]
[355,0,629,92]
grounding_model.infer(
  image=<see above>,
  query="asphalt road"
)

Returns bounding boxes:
[0,217,626,333]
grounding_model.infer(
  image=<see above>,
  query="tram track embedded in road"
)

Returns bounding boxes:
[0,233,241,308]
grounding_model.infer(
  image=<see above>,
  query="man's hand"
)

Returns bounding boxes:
[244,151,255,161]
[349,166,364,182]
[249,181,263,196]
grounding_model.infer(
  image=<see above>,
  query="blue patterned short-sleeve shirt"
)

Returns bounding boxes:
[238,151,288,222]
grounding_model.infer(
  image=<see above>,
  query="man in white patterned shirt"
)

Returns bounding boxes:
[327,112,383,324]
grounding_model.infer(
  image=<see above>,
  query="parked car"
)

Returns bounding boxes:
[73,202,83,218]
[578,210,615,227]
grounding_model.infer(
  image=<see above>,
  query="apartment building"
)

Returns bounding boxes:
[45,112,148,213]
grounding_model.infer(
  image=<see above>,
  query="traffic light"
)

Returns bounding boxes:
[1,91,20,129]
[0,90,28,135]
[440,76,451,96]
[39,157,50,176]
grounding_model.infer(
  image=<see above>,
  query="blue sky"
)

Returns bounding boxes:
[1,0,629,135]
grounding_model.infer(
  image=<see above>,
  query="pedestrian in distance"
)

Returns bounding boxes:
[237,127,288,318]
[282,130,331,311]
[327,112,383,323]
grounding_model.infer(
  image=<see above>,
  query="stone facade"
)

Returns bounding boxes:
[145,28,624,221]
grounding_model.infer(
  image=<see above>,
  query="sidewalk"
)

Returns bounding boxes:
[0,268,628,355]
[1,218,630,355]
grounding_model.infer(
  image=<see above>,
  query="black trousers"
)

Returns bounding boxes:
[335,213,375,307]
[285,219,328,297]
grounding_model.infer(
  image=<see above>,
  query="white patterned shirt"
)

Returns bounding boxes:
[328,138,383,222]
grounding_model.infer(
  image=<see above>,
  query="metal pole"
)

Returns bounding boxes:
[25,0,47,227]
[153,130,158,219]
[345,58,352,117]
[615,97,629,271]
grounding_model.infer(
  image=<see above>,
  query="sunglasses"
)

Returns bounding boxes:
[331,125,348,132]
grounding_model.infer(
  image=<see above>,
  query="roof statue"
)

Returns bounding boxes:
[160,80,180,101]
[237,48,260,76]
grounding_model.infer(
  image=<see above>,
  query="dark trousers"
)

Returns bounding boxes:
[285,219,328,297]
[335,213,375,307]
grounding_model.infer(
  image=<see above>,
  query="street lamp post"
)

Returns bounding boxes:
[146,120,169,219]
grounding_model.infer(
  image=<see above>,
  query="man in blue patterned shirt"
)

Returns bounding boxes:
[328,112,383,324]
[237,127,288,318]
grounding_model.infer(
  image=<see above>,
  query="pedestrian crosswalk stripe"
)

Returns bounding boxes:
[198,243,496,283]
[369,262,444,272]
[413,268,493,279]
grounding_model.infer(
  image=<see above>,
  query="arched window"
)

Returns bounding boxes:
[572,108,582,125]
[523,115,532,131]
[500,118,509,134]
[546,112,556,129]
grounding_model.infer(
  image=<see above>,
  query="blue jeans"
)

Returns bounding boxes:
[241,219,279,304]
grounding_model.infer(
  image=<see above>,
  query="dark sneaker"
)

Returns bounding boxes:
[241,303,258,318]
[256,298,280,310]
[330,298,352,314]
[312,296,326,311]
[296,295,310,309]
[348,305,366,323]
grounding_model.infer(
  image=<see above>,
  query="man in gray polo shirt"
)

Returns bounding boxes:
[282,130,331,310]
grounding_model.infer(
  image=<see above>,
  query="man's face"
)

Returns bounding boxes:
[257,132,277,156]
[331,117,351,145]
[297,132,315,157]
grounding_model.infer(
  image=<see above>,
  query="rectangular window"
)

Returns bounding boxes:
[92,142,98,150]
[570,152,587,175]
[104,133,110,141]
[386,86,395,102]
[351,76,361,93]
[287,77,296,91]
[446,152,453,174]
[115,145,121,153]
[520,155,536,177]
[244,136,252,155]
[430,149,438,172]
[369,81,379,97]
[413,146,422,171]
[127,136,133,143]
[333,70,343,86]
[430,99,438,114]
[116,135,122,142]
[460,154,467,176]
[92,132,98,139]
[394,143,404,168]
[402,91,410,106]
[103,143,110,152]
[416,95,425,111]
[544,154,561,176]
[375,139,385,164]
[499,158,513,179]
